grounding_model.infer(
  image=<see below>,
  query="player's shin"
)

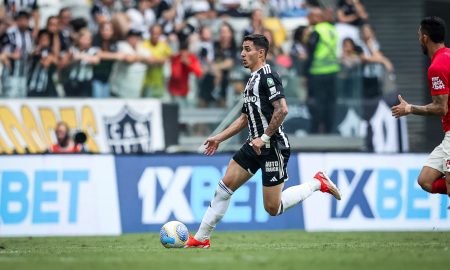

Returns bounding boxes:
[277,180,321,215]
[194,180,233,241]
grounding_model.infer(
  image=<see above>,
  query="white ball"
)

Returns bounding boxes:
[160,221,189,248]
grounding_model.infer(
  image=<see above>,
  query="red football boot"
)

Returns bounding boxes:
[314,171,342,200]
[184,235,210,248]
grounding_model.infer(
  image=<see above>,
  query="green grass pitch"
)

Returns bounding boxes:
[1,231,449,270]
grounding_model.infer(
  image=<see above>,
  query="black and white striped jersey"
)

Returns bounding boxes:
[3,0,38,15]
[241,64,290,149]
[1,26,33,77]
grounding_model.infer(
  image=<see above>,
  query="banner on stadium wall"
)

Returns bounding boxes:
[0,155,121,236]
[115,154,305,233]
[298,153,450,231]
[0,99,164,154]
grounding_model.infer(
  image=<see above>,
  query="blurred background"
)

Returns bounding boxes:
[0,0,449,236]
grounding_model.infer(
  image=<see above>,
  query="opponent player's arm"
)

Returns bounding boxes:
[264,98,289,137]
[410,94,448,116]
[392,94,448,118]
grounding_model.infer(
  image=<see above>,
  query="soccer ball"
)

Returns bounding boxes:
[160,221,189,248]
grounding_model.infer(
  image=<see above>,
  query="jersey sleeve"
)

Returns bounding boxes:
[428,66,449,96]
[262,72,285,102]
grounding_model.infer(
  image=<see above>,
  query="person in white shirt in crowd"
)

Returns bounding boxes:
[126,0,156,40]
[110,29,151,98]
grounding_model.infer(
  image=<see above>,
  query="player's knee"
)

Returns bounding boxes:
[417,176,433,192]
[264,203,280,216]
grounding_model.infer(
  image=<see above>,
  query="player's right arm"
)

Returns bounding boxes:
[203,113,248,156]
[391,94,448,118]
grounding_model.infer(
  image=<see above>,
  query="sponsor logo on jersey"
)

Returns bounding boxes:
[432,76,445,90]
[244,96,258,103]
[265,161,279,172]
[269,86,277,95]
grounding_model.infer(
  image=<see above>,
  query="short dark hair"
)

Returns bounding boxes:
[243,34,269,57]
[421,16,446,43]
[15,10,31,20]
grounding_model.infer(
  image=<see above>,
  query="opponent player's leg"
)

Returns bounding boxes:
[187,158,254,248]
[419,143,447,194]
[417,166,446,194]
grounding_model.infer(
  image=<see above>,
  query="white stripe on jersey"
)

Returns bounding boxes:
[253,72,269,136]
[248,74,260,137]
[278,127,289,147]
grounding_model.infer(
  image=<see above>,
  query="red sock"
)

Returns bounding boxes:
[431,178,448,194]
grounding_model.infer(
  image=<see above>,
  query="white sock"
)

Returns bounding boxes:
[194,180,233,241]
[277,179,321,215]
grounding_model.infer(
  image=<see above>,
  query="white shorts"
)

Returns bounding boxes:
[424,132,450,173]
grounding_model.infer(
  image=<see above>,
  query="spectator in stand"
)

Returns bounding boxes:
[49,121,81,153]
[91,0,119,26]
[337,0,368,27]
[305,8,340,134]
[27,29,58,97]
[92,21,123,98]
[60,28,100,97]
[197,25,216,107]
[243,8,265,38]
[168,40,202,108]
[182,0,215,20]
[0,18,7,96]
[58,7,73,41]
[359,24,393,98]
[110,29,150,98]
[126,0,156,40]
[142,24,172,98]
[213,22,237,107]
[1,11,34,98]
[338,37,362,98]
[156,0,185,37]
[216,0,244,17]
[269,0,308,18]
[2,0,40,38]
[290,25,309,77]
[46,16,71,58]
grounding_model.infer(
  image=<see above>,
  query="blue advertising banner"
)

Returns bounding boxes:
[115,154,304,233]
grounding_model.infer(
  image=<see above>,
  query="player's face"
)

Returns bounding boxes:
[241,41,263,71]
[418,27,428,55]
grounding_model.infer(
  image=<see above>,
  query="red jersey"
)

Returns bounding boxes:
[428,47,450,132]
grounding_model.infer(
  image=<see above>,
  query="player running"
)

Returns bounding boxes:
[392,16,450,197]
[185,34,341,248]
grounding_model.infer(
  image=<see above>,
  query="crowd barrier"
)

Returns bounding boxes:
[0,153,448,236]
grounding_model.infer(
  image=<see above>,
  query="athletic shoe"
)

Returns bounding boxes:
[184,235,210,248]
[314,171,342,200]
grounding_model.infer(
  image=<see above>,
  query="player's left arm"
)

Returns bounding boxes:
[391,94,448,117]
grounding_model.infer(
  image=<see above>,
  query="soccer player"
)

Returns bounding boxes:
[391,16,450,196]
[185,34,341,248]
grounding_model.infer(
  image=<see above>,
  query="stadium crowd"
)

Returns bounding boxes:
[0,0,394,134]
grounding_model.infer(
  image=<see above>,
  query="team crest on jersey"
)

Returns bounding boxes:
[267,78,275,87]
[432,76,445,90]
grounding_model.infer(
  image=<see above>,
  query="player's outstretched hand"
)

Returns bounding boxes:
[203,136,220,156]
[391,94,411,118]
